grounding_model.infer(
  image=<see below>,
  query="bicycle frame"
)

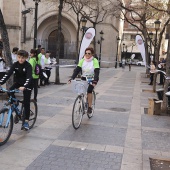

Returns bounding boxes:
[80,94,87,114]
[0,90,21,128]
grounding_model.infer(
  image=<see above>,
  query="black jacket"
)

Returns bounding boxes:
[0,61,32,88]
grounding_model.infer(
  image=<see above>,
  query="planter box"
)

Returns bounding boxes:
[148,98,162,115]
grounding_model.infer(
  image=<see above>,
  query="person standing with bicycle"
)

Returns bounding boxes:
[68,47,100,114]
[0,50,33,130]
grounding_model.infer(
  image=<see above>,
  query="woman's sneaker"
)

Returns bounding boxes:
[21,122,29,130]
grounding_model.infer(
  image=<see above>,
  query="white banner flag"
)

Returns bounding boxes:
[79,27,96,61]
[135,34,146,66]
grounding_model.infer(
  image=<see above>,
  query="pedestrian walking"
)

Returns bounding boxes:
[44,50,52,85]
[38,48,46,86]
[128,59,132,71]
[122,58,125,71]
[148,61,156,85]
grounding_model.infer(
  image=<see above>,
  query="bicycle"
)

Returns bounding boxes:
[0,87,37,146]
[71,78,96,129]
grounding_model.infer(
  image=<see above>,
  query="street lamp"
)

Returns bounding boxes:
[149,32,154,63]
[125,45,128,58]
[81,17,87,35]
[33,0,41,49]
[122,43,125,58]
[154,19,161,61]
[98,30,104,66]
[115,36,120,68]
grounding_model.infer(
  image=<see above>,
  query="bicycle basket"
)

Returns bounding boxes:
[72,80,88,94]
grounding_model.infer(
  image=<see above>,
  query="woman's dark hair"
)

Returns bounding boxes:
[30,49,38,61]
[17,50,28,58]
[85,47,94,55]
[12,47,19,53]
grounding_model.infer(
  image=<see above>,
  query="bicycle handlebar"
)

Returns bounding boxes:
[0,86,31,93]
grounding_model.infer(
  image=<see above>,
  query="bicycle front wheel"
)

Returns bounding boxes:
[0,108,13,146]
[72,96,83,129]
[87,90,96,119]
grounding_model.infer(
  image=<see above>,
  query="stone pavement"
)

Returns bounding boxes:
[0,66,170,170]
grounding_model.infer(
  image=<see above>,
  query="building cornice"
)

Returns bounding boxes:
[6,25,21,30]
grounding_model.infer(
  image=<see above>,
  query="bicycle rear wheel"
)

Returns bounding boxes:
[72,96,83,129]
[0,108,13,146]
[21,99,37,129]
[87,90,96,119]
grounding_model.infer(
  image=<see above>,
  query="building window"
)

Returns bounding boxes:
[146,23,154,28]
[131,35,136,40]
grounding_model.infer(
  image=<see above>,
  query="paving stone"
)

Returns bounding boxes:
[38,105,63,117]
[142,114,170,129]
[26,145,122,170]
[142,130,170,152]
[96,100,131,111]
[58,124,127,146]
[97,95,132,103]
[87,111,129,127]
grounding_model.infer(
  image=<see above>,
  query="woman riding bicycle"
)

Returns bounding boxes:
[69,47,100,114]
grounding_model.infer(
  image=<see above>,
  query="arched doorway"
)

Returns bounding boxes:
[48,30,64,58]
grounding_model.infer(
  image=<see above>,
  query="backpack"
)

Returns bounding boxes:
[33,59,41,75]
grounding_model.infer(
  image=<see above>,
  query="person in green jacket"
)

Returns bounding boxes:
[68,47,100,114]
[29,49,40,102]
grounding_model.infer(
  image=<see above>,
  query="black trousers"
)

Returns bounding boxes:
[32,79,38,100]
[150,73,154,84]
[81,77,94,93]
[9,83,32,120]
[160,72,164,84]
[87,84,94,93]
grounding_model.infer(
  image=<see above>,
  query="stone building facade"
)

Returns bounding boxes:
[0,0,123,67]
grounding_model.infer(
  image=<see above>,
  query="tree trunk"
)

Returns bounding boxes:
[55,0,64,84]
[93,23,96,54]
[0,9,13,88]
[152,72,157,92]
[162,24,170,111]
[76,14,80,63]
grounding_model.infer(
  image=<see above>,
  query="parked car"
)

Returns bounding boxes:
[136,61,145,66]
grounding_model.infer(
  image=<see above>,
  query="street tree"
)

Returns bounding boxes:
[55,0,64,84]
[64,0,84,62]
[44,0,64,84]
[79,0,114,53]
[64,0,114,57]
[0,8,13,88]
[111,0,170,92]
[162,0,170,111]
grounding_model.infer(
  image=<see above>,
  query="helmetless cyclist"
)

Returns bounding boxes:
[0,50,32,130]
[68,47,100,114]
